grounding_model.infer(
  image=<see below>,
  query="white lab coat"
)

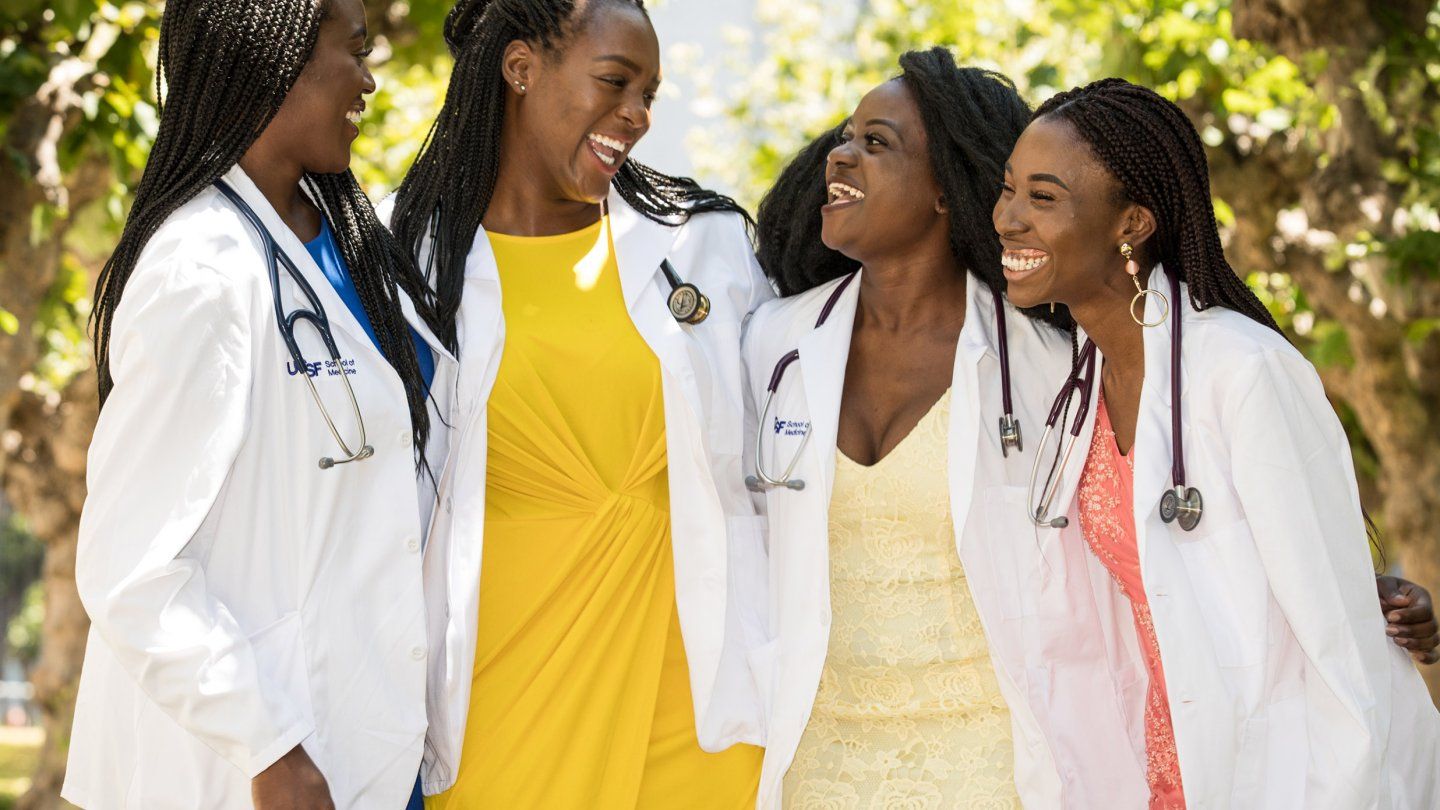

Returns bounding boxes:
[1046,264,1440,808]
[390,189,775,795]
[63,165,455,810]
[740,271,1155,808]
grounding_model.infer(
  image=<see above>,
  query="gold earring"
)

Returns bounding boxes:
[1121,242,1167,327]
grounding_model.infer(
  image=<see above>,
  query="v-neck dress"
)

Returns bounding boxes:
[426,218,762,809]
[782,389,1021,809]
[1076,394,1186,808]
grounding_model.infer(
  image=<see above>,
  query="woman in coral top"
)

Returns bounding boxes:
[994,78,1440,807]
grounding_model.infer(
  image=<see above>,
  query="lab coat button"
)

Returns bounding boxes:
[399,430,413,448]
[405,537,420,553]
[410,646,426,660]
[445,497,453,515]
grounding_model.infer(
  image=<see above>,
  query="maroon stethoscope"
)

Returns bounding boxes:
[1026,270,1203,531]
[745,272,1023,492]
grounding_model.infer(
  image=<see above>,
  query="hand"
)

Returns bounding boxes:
[252,745,335,810]
[1377,575,1440,665]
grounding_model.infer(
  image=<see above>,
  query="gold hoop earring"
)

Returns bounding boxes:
[1121,243,1167,327]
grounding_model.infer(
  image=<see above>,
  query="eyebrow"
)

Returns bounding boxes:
[594,54,645,73]
[864,118,904,141]
[1029,172,1070,190]
[1004,163,1070,189]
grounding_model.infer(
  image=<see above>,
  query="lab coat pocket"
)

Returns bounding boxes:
[247,611,315,730]
[982,485,1050,619]
[1172,519,1266,668]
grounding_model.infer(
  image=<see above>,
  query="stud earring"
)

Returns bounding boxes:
[1120,242,1167,327]
[515,81,526,92]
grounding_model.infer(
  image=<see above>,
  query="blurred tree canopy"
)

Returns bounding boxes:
[0,0,1437,805]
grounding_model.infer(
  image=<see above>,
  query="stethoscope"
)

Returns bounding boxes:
[1026,270,1203,531]
[745,272,1024,492]
[213,180,375,470]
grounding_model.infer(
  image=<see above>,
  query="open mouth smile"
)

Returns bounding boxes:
[1001,248,1050,279]
[588,133,630,169]
[824,181,865,211]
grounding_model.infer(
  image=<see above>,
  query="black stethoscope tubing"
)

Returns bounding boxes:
[213,179,375,469]
[1028,270,1201,530]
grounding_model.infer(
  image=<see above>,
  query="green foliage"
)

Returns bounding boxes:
[702,0,1439,374]
[4,583,42,666]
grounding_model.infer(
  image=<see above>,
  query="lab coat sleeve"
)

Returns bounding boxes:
[76,257,313,778]
[1226,348,1388,807]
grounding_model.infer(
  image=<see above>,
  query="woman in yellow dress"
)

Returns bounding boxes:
[385,0,772,806]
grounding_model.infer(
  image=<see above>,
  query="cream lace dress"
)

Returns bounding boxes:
[782,389,1020,810]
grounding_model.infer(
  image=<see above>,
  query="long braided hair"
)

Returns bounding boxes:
[755,48,1069,329]
[92,0,442,466]
[390,0,750,348]
[1033,78,1280,331]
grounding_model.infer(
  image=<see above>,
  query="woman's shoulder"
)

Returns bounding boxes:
[137,187,267,280]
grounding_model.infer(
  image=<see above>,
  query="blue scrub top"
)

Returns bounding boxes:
[304,217,435,391]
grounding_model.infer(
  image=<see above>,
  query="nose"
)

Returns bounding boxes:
[992,188,1026,238]
[827,139,857,173]
[361,62,376,95]
[616,91,651,138]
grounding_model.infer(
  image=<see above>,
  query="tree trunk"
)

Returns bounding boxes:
[0,48,108,810]
[1227,0,1440,703]
[4,377,94,810]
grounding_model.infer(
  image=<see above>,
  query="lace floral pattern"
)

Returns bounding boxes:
[783,390,1021,810]
[1077,396,1186,809]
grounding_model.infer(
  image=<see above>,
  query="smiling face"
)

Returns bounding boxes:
[261,0,375,175]
[992,114,1154,310]
[504,2,659,205]
[819,79,948,265]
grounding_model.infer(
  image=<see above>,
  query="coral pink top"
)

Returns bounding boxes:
[1077,394,1186,809]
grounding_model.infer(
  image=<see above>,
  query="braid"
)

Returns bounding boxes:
[93,0,443,470]
[391,0,749,349]
[94,0,323,402]
[755,47,1069,329]
[1034,78,1280,331]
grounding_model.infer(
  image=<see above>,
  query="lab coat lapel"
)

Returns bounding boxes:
[948,278,991,550]
[797,272,861,503]
[1131,263,1178,565]
[607,189,705,429]
[219,165,385,364]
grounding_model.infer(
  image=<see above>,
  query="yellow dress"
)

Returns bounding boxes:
[427,218,762,809]
[782,390,1020,809]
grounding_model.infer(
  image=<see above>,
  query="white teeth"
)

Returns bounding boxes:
[827,182,865,203]
[588,133,626,152]
[1001,252,1049,271]
[346,109,361,125]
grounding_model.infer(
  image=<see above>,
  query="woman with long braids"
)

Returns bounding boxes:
[64,0,451,806]
[382,0,771,806]
[995,78,1440,806]
[742,53,1440,809]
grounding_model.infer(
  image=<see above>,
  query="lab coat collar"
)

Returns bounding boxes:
[796,271,863,502]
[217,165,387,366]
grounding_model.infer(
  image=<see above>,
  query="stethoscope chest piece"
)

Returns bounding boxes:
[1160,485,1203,531]
[667,282,710,325]
[998,415,1023,457]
